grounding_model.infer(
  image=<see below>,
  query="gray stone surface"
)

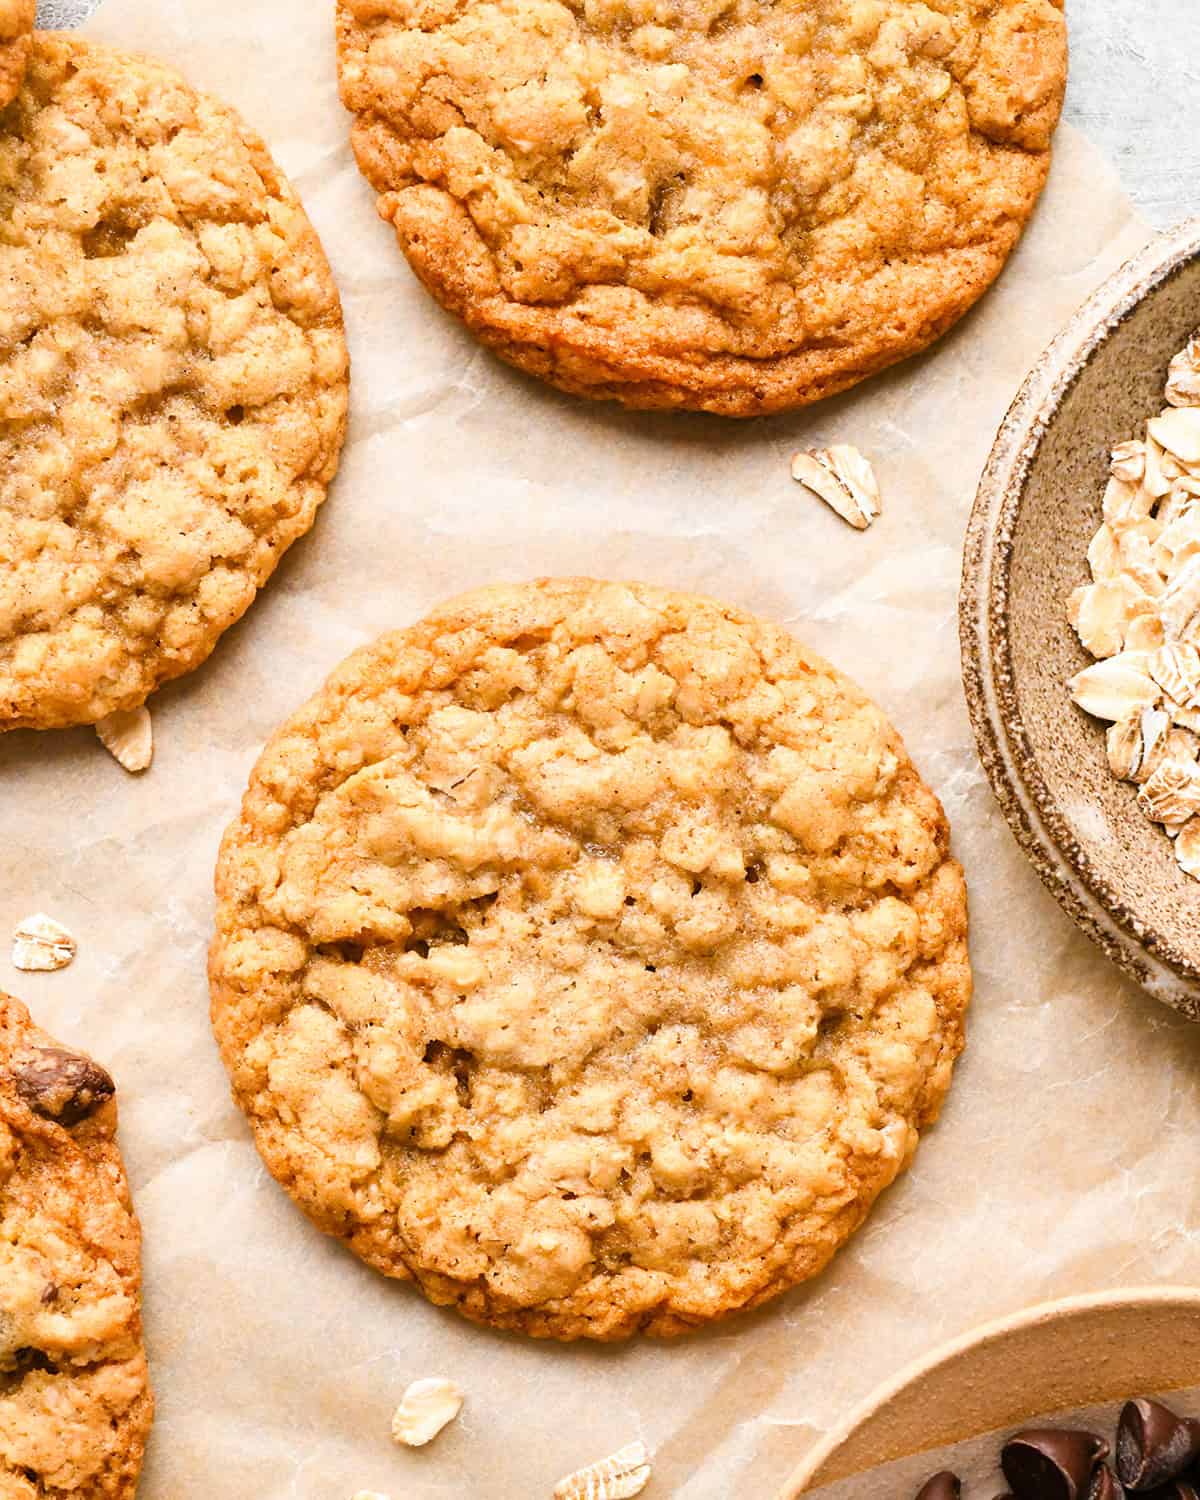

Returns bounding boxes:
[30,0,1200,228]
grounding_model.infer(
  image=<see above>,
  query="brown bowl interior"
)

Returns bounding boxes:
[987,246,1200,1006]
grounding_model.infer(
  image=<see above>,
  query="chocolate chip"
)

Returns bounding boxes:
[1089,1465,1126,1500]
[915,1473,961,1500]
[10,1047,115,1126]
[38,1284,58,1306]
[10,1348,57,1376]
[1145,1482,1200,1500]
[1002,1430,1109,1500]
[1117,1401,1200,1490]
[0,1345,59,1398]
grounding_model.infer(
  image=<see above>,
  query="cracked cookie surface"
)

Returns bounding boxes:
[210,579,971,1339]
[0,993,152,1497]
[0,35,350,732]
[0,0,32,110]
[337,0,1066,415]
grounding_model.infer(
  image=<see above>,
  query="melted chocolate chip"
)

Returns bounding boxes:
[10,1047,115,1126]
[1002,1429,1109,1500]
[1117,1401,1200,1491]
[1089,1465,1125,1500]
[915,1473,961,1500]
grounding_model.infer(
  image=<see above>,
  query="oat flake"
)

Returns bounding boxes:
[553,1441,652,1500]
[791,444,882,530]
[1068,325,1200,880]
[12,913,77,972]
[95,706,153,774]
[390,1378,463,1447]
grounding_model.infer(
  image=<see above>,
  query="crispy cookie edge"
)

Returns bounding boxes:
[335,1,1067,415]
[0,991,154,1498]
[208,578,972,1337]
[2,34,351,732]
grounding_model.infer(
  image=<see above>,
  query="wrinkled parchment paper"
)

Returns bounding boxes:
[4,2,1198,1495]
[811,1389,1200,1498]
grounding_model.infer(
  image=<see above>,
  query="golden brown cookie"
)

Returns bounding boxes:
[0,993,153,1497]
[0,0,33,110]
[0,35,350,733]
[210,579,971,1340]
[336,0,1066,416]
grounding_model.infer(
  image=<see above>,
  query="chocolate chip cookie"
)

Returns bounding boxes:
[0,35,350,732]
[210,579,971,1340]
[0,993,153,1497]
[0,0,33,109]
[336,0,1066,415]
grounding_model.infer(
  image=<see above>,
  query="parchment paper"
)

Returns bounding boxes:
[3,2,1196,1495]
[811,1389,1200,1498]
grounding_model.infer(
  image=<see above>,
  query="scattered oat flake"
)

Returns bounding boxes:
[95,706,153,774]
[790,444,881,530]
[553,1441,652,1500]
[12,913,77,973]
[391,1377,463,1448]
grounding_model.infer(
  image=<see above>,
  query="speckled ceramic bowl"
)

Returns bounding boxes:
[961,217,1200,1018]
[782,1288,1200,1495]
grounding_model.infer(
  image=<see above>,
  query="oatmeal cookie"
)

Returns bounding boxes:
[210,579,971,1340]
[0,993,153,1497]
[0,35,350,732]
[336,0,1066,415]
[0,0,32,110]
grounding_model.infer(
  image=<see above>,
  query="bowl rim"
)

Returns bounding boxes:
[779,1285,1200,1496]
[960,214,1200,1012]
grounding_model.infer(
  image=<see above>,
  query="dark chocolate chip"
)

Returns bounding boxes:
[1002,1429,1109,1500]
[915,1473,961,1500]
[38,1284,57,1306]
[10,1047,115,1126]
[10,1348,57,1376]
[1150,1484,1200,1500]
[1089,1465,1126,1500]
[1117,1401,1200,1490]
